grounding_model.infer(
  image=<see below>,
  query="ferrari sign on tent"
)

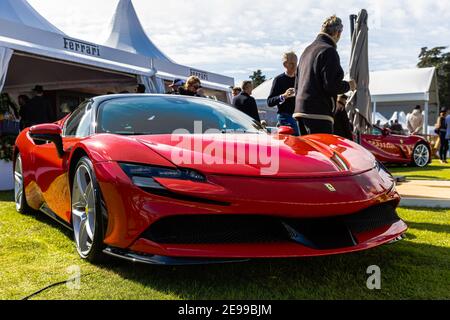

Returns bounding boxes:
[63,38,101,57]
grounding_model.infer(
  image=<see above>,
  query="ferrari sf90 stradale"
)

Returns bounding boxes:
[13,95,407,264]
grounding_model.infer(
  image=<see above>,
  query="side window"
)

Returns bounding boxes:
[75,107,92,138]
[64,102,91,137]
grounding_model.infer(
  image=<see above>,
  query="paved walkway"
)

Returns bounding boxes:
[396,180,450,208]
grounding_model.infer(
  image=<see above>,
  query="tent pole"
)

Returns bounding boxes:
[423,101,429,135]
[372,101,377,124]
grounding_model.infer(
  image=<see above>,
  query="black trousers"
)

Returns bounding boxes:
[439,131,449,161]
[296,118,334,136]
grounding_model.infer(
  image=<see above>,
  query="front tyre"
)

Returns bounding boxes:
[14,154,30,213]
[71,157,105,263]
[411,142,430,167]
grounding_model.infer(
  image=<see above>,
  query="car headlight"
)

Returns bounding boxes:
[119,163,206,189]
[375,161,396,191]
[375,161,393,177]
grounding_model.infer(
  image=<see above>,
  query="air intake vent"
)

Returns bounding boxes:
[142,203,400,250]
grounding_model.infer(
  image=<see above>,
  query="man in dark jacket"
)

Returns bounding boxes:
[267,51,299,136]
[294,15,356,135]
[20,85,55,129]
[233,81,260,122]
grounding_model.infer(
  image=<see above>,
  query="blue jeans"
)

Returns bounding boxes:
[277,113,300,136]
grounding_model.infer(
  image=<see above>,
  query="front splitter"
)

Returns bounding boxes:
[103,247,250,266]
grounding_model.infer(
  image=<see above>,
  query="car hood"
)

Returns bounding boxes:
[134,134,376,178]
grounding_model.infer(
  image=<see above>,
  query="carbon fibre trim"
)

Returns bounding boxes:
[103,247,249,265]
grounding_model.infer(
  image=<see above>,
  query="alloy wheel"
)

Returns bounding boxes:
[72,164,97,258]
[413,144,430,167]
[14,155,24,212]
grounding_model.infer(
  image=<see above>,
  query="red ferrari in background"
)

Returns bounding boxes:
[361,126,431,167]
[13,95,407,265]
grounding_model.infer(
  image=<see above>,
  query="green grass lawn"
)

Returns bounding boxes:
[388,160,450,181]
[0,191,449,300]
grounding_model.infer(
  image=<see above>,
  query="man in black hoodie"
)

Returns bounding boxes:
[267,51,299,136]
[294,15,356,135]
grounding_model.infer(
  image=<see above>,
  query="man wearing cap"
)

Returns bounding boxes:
[167,79,185,95]
[20,85,55,129]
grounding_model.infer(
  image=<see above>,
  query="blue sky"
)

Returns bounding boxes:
[28,0,450,84]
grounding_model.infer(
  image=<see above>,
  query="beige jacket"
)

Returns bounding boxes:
[407,110,424,134]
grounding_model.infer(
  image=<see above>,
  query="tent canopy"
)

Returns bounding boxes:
[0,0,233,95]
[103,0,233,91]
[252,79,275,101]
[4,52,137,92]
[105,0,171,62]
[370,67,439,104]
[0,0,63,34]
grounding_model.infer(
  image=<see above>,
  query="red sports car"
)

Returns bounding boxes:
[361,126,431,167]
[13,95,407,265]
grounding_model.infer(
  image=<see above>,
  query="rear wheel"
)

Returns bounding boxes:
[14,154,30,213]
[71,157,106,263]
[411,142,430,167]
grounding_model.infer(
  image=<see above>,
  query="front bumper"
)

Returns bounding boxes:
[93,161,405,260]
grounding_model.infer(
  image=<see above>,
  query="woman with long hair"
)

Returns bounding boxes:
[178,76,202,97]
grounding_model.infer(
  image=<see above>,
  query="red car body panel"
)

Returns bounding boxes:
[361,130,429,164]
[14,97,407,261]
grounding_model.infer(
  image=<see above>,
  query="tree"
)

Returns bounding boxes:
[249,70,266,88]
[417,46,450,106]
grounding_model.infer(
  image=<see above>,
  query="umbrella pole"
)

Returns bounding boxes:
[350,14,357,39]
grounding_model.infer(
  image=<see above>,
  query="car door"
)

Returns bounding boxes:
[361,127,407,163]
[32,101,93,222]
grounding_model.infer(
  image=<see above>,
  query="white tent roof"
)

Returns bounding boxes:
[0,0,63,34]
[252,78,275,101]
[103,0,233,90]
[371,67,439,104]
[0,0,233,92]
[253,67,439,105]
[374,112,389,125]
[105,0,171,62]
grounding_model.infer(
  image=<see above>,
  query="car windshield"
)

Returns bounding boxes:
[97,96,265,135]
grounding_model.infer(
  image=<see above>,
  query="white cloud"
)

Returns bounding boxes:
[27,0,450,84]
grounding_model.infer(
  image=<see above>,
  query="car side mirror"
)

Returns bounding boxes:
[29,124,65,158]
[278,126,295,135]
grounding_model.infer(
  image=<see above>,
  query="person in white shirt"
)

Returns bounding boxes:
[407,105,424,135]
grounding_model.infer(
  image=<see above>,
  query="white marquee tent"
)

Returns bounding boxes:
[0,0,233,98]
[370,67,439,133]
[105,0,171,62]
[104,0,234,97]
[253,67,440,131]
